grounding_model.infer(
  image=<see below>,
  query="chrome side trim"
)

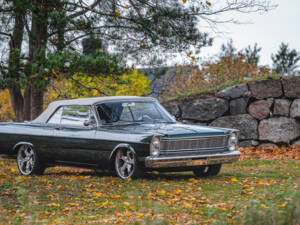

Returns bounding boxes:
[145,150,241,168]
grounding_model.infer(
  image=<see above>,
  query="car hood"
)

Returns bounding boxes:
[99,122,232,138]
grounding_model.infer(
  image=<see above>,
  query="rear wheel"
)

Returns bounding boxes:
[17,144,45,175]
[114,148,142,179]
[193,164,222,177]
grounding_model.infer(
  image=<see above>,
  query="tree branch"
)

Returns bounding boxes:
[68,0,101,19]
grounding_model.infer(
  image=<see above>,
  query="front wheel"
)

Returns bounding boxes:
[193,164,222,177]
[114,148,142,179]
[17,144,45,176]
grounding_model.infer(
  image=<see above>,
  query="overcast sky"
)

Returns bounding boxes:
[198,0,300,67]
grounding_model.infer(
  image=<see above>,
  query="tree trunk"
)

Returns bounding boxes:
[8,10,25,121]
[23,85,32,121]
[9,88,24,122]
[28,1,48,120]
[31,87,44,120]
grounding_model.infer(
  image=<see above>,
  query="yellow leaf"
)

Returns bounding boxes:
[183,0,187,3]
[258,165,265,167]
[51,69,57,75]
[100,200,109,208]
[129,205,136,211]
[231,177,238,182]
[123,201,130,206]
[260,204,265,208]
[88,5,92,9]
[68,203,78,207]
[137,213,144,217]
[160,190,166,195]
[114,10,121,18]
[183,202,192,208]
[186,52,190,57]
[278,202,287,207]
[94,192,102,197]
[258,180,264,185]
[49,202,60,207]
[125,5,129,9]
[112,195,121,199]
[10,168,18,173]
[242,185,250,189]
[191,56,196,60]
[206,1,212,6]
[174,189,182,194]
[140,44,146,49]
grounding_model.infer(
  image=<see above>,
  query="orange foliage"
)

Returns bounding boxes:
[166,55,274,97]
[239,145,300,161]
[0,89,15,122]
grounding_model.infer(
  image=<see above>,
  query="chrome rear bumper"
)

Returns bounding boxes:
[145,150,241,168]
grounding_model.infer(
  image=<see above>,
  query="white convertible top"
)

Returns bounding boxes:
[33,96,155,123]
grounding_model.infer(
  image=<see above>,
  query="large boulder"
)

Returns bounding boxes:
[162,102,181,118]
[248,100,273,120]
[230,98,249,115]
[216,84,249,99]
[282,76,300,98]
[273,99,291,117]
[248,79,282,99]
[210,114,258,140]
[290,99,300,119]
[258,117,300,144]
[180,97,228,122]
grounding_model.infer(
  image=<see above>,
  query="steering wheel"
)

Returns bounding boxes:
[137,115,152,121]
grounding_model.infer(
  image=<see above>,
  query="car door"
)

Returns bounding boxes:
[51,105,98,164]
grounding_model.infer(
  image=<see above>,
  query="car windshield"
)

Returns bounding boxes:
[96,101,176,124]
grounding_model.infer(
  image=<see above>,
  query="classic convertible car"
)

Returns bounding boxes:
[0,96,240,179]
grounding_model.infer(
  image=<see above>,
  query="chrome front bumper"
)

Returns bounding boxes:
[145,150,241,168]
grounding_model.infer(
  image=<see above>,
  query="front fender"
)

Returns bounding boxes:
[13,141,34,154]
[109,143,137,162]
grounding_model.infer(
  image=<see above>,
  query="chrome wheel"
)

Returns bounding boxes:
[115,148,136,179]
[17,145,35,175]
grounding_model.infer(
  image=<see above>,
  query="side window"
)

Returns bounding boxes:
[47,107,63,124]
[61,106,91,126]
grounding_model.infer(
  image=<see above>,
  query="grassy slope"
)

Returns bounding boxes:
[0,156,299,225]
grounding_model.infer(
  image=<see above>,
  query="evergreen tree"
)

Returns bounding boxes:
[243,43,262,65]
[271,42,300,76]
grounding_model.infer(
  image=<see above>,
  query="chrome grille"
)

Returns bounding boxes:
[160,135,228,155]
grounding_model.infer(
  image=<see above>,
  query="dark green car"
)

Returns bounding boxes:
[0,96,240,179]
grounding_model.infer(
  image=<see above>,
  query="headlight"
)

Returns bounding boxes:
[150,136,161,156]
[228,133,238,151]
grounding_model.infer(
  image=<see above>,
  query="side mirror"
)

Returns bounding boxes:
[83,121,89,127]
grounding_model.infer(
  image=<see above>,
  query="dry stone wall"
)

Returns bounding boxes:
[162,76,300,147]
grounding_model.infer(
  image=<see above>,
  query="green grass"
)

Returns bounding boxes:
[0,157,299,224]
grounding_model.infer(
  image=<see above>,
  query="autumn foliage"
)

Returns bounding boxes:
[239,145,300,161]
[165,55,274,97]
[1,69,150,121]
